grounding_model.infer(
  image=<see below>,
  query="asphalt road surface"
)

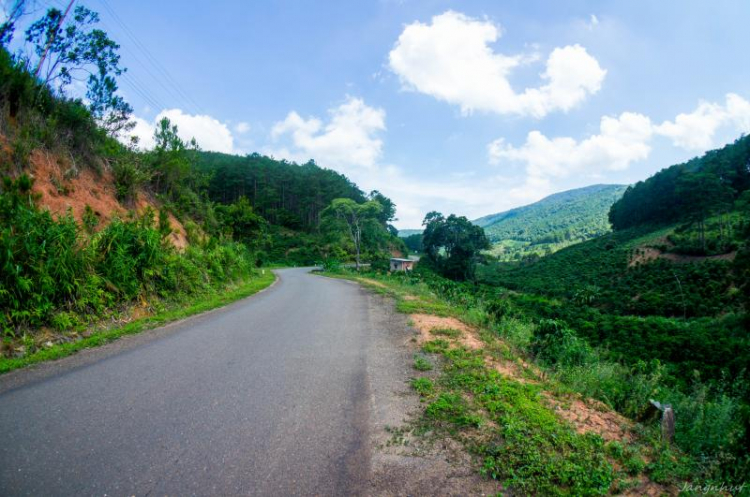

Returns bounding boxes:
[0,268,383,496]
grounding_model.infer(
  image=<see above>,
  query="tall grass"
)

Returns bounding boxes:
[0,175,256,338]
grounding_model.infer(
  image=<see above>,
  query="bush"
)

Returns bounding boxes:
[111,157,150,203]
[0,176,255,338]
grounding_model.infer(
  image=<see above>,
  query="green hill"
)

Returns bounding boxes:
[397,229,423,237]
[609,135,750,232]
[474,184,627,260]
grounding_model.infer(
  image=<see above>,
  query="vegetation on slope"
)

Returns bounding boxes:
[474,184,627,261]
[360,137,750,489]
[0,6,402,365]
[610,135,750,233]
[469,139,750,486]
[325,267,701,495]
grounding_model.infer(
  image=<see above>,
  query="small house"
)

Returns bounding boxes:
[390,258,415,272]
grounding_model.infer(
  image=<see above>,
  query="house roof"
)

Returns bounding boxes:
[390,258,414,262]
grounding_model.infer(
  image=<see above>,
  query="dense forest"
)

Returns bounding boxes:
[609,135,750,232]
[195,151,366,230]
[193,151,404,264]
[474,184,626,260]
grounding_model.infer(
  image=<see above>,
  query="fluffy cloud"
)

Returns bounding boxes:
[654,93,750,150]
[124,109,236,153]
[371,170,546,228]
[388,11,606,118]
[489,93,750,193]
[268,96,385,172]
[234,121,251,134]
[267,96,517,227]
[490,112,653,183]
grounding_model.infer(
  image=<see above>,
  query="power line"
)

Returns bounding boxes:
[96,0,204,115]
[122,72,165,111]
[92,16,170,112]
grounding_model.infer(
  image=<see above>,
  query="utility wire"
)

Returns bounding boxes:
[96,0,204,114]
[93,16,168,111]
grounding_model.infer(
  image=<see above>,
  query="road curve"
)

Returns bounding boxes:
[0,268,380,496]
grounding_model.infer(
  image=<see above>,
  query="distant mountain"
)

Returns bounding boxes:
[474,184,627,260]
[398,229,423,238]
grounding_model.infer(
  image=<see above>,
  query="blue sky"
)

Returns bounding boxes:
[8,0,750,227]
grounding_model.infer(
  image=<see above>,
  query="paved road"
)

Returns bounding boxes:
[0,268,380,496]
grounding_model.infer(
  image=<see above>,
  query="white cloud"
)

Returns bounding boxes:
[123,109,236,153]
[234,121,251,134]
[268,96,385,173]
[388,11,606,118]
[490,112,653,186]
[654,93,750,150]
[126,116,157,149]
[267,95,519,227]
[488,93,750,197]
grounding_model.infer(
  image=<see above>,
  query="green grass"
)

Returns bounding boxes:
[413,355,433,371]
[411,376,434,396]
[0,270,276,374]
[420,341,617,495]
[430,327,462,338]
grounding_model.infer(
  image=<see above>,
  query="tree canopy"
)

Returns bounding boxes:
[422,211,489,280]
[609,135,750,230]
[322,198,384,270]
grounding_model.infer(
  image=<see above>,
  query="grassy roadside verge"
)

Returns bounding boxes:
[0,270,276,375]
[319,270,683,495]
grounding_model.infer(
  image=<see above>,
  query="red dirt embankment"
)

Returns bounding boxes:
[24,148,188,249]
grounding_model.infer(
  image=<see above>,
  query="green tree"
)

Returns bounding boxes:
[422,211,490,280]
[676,172,734,252]
[0,0,28,45]
[215,197,268,248]
[149,117,192,195]
[403,233,423,254]
[322,198,383,271]
[24,5,132,134]
[734,191,750,311]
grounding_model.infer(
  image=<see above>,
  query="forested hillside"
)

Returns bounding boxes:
[195,152,366,230]
[473,136,750,485]
[192,151,404,264]
[610,135,750,231]
[474,184,626,260]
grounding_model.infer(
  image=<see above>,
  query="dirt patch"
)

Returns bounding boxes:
[545,395,634,443]
[410,313,483,350]
[660,251,736,263]
[623,479,677,497]
[630,245,736,267]
[629,247,661,267]
[26,149,188,249]
[411,313,537,384]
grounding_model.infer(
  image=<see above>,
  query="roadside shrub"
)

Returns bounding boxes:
[0,176,89,331]
[111,157,151,203]
[0,176,256,339]
[321,258,342,272]
[531,319,595,367]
